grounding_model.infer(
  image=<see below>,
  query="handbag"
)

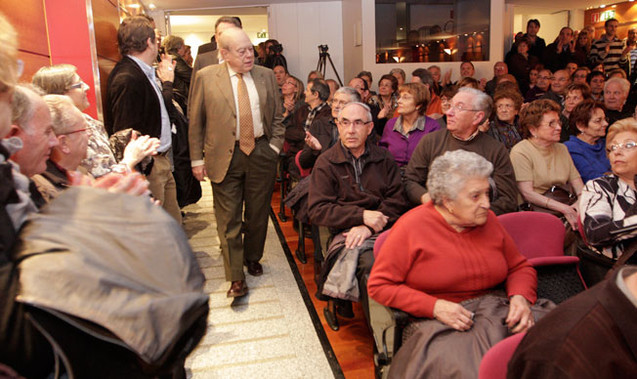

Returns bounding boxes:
[525,185,576,217]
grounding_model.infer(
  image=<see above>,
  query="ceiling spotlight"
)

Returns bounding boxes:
[149,3,156,9]
[600,4,605,8]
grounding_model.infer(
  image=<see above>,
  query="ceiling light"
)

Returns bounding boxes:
[128,4,140,8]
[600,4,605,8]
[149,3,156,9]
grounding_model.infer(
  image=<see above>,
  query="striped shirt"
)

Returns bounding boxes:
[588,35,627,72]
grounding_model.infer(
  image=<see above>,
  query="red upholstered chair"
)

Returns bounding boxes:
[478,332,526,379]
[497,212,587,304]
[295,150,312,178]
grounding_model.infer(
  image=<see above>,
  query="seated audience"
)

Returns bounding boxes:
[565,62,578,77]
[369,150,549,379]
[273,64,289,90]
[404,87,518,215]
[390,68,406,86]
[427,65,442,95]
[379,82,440,168]
[510,99,584,230]
[32,64,157,177]
[348,77,381,136]
[540,69,570,107]
[376,74,398,130]
[580,118,637,261]
[508,266,637,378]
[525,68,551,102]
[281,75,304,120]
[457,76,480,89]
[309,102,408,323]
[411,68,443,118]
[307,70,324,84]
[485,61,508,96]
[436,85,458,129]
[565,100,610,183]
[299,86,360,170]
[32,95,90,201]
[487,89,523,150]
[588,70,605,101]
[326,78,339,104]
[562,82,591,119]
[572,67,590,84]
[604,77,632,126]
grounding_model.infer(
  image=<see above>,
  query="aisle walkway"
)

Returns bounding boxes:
[183,181,335,378]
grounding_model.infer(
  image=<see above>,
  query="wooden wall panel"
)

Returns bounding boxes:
[92,0,121,119]
[17,52,51,82]
[0,1,49,57]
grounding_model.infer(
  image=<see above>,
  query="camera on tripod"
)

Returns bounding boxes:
[318,45,329,54]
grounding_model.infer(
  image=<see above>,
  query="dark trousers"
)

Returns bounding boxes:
[212,138,278,281]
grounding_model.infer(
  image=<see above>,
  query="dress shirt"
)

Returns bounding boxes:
[227,66,264,140]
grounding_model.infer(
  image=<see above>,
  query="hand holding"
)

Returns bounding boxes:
[378,103,391,119]
[342,225,372,249]
[560,203,579,230]
[363,210,388,232]
[506,295,534,333]
[157,54,176,82]
[433,299,474,331]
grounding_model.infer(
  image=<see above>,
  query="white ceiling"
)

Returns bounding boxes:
[144,0,624,13]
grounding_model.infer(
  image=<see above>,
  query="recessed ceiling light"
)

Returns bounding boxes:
[149,3,156,9]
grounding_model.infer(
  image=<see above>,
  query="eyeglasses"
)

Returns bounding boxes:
[61,128,87,136]
[338,118,371,127]
[541,120,561,129]
[537,75,553,80]
[69,81,86,90]
[448,103,480,113]
[283,81,297,87]
[607,140,637,153]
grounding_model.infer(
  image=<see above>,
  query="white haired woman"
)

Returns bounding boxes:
[368,150,552,378]
[580,118,637,274]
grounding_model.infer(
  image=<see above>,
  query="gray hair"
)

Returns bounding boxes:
[605,77,630,95]
[162,35,185,54]
[43,94,83,135]
[334,86,361,103]
[11,84,44,130]
[390,68,406,81]
[32,64,77,95]
[427,150,494,205]
[338,101,372,122]
[457,87,493,124]
[0,13,18,94]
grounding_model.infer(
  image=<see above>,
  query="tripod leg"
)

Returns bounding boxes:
[326,53,343,86]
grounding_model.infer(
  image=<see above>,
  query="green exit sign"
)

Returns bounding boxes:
[257,31,268,38]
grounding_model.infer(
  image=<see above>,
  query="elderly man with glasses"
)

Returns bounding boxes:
[404,87,518,215]
[308,101,408,329]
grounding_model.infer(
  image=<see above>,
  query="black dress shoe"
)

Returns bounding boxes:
[227,280,248,297]
[244,261,263,276]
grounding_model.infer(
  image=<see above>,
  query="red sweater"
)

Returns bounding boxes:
[367,202,537,318]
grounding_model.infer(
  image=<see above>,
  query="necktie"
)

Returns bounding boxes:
[237,73,255,155]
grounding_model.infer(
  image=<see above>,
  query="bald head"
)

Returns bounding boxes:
[219,27,255,73]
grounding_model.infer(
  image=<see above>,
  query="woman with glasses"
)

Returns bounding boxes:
[580,118,637,266]
[487,89,523,150]
[565,100,610,183]
[32,64,158,177]
[379,82,439,168]
[510,99,584,231]
[281,75,304,120]
[375,74,399,130]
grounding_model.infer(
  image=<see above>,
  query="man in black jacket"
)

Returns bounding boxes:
[105,16,181,223]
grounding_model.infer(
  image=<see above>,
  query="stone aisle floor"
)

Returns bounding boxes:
[182,181,335,378]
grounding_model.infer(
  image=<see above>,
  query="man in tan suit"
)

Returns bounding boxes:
[189,27,285,297]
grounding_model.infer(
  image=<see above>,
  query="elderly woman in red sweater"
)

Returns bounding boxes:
[368,150,552,378]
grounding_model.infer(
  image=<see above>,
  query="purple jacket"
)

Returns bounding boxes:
[379,116,440,166]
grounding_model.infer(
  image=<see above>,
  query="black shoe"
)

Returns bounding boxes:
[244,261,263,276]
[335,299,354,318]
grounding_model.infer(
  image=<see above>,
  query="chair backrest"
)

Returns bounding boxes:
[295,150,312,178]
[373,229,391,258]
[478,332,526,379]
[497,212,565,259]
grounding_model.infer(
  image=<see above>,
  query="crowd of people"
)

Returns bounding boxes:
[2,9,637,378]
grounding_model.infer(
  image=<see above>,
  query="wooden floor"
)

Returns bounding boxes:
[270,182,375,379]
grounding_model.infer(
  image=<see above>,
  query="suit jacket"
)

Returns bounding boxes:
[188,51,219,109]
[188,62,285,183]
[104,56,162,138]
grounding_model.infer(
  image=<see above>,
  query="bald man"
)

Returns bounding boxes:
[189,27,284,298]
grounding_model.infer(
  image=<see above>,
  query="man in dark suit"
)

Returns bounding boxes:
[189,27,285,297]
[191,16,242,83]
[104,16,182,223]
